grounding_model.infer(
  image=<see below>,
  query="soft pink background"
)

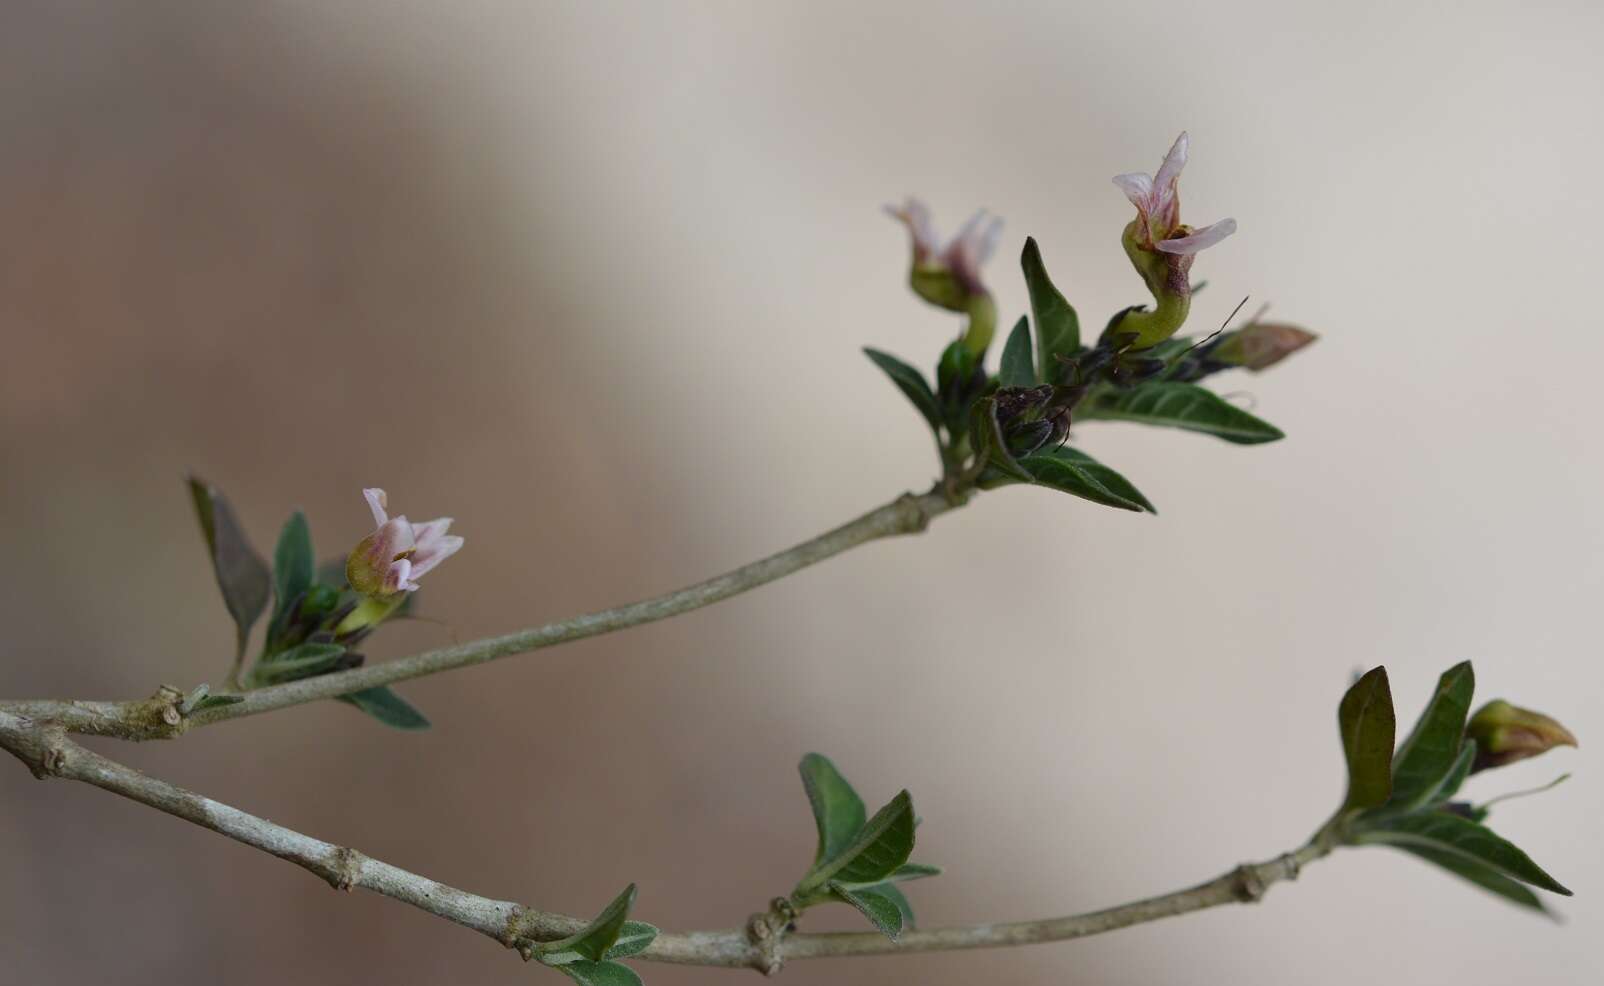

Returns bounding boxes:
[2,2,1599,983]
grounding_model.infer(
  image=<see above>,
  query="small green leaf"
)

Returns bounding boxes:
[1354,812,1571,895]
[190,694,245,713]
[1397,844,1554,916]
[886,862,941,883]
[1389,662,1476,812]
[253,642,347,683]
[864,347,942,432]
[1079,382,1284,444]
[998,316,1035,388]
[867,881,915,926]
[554,961,642,986]
[981,446,1155,513]
[1021,237,1080,381]
[339,686,430,731]
[828,881,905,940]
[536,884,639,965]
[270,511,315,636]
[797,791,915,894]
[1339,667,1395,812]
[799,754,867,868]
[603,922,659,961]
[316,557,350,589]
[187,476,272,663]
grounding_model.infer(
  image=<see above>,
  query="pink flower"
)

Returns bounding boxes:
[885,198,1003,297]
[347,488,464,597]
[1113,132,1236,255]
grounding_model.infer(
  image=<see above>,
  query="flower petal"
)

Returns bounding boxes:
[409,534,464,579]
[1155,217,1237,255]
[1112,172,1155,213]
[410,517,454,549]
[384,557,418,594]
[885,197,940,264]
[363,488,389,528]
[1153,132,1189,196]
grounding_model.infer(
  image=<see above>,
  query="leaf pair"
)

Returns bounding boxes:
[1334,663,1570,914]
[527,884,658,986]
[790,754,940,940]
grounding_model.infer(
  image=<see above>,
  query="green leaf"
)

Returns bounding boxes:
[190,694,245,713]
[1080,382,1284,444]
[316,557,350,589]
[270,511,315,636]
[1021,237,1080,380]
[866,881,915,926]
[537,885,639,965]
[886,862,941,883]
[799,754,867,868]
[998,316,1035,388]
[339,686,430,731]
[1339,667,1395,812]
[981,446,1155,513]
[1397,844,1554,916]
[603,922,659,960]
[253,642,347,683]
[187,476,271,663]
[1354,812,1571,895]
[797,791,915,894]
[554,962,642,986]
[828,881,905,940]
[1389,662,1476,812]
[864,348,942,432]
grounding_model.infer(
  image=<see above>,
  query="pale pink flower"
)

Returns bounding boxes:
[1113,132,1236,255]
[351,488,464,596]
[885,198,1004,295]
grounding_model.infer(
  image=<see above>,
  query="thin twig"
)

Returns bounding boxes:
[0,710,1333,975]
[0,489,955,740]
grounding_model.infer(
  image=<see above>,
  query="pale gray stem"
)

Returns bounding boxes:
[0,709,1332,976]
[0,490,954,740]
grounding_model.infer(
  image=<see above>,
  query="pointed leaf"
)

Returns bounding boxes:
[998,316,1035,388]
[536,885,638,964]
[981,446,1155,513]
[863,348,942,432]
[796,791,915,894]
[1355,812,1570,894]
[339,686,430,731]
[1389,662,1476,812]
[799,754,867,868]
[828,881,905,940]
[1339,667,1395,811]
[1021,237,1080,380]
[866,881,915,926]
[1397,844,1553,916]
[603,922,659,961]
[252,642,347,683]
[1435,740,1477,804]
[554,962,642,986]
[270,511,315,636]
[887,862,941,883]
[187,476,271,661]
[1079,382,1283,444]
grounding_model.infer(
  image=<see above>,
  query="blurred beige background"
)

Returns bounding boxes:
[2,1,1600,983]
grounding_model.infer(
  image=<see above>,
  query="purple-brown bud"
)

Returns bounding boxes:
[1467,700,1578,772]
[1208,322,1319,371]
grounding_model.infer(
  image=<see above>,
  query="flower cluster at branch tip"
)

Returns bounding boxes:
[346,488,464,599]
[886,198,1003,353]
[1113,132,1236,255]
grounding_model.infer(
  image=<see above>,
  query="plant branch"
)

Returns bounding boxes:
[0,708,1333,976]
[0,489,956,740]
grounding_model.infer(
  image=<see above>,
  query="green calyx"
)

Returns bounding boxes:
[1117,222,1194,350]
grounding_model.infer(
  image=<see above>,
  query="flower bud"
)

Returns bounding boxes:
[1207,322,1319,372]
[990,386,1072,458]
[1467,700,1578,772]
[887,199,1002,355]
[1111,133,1236,350]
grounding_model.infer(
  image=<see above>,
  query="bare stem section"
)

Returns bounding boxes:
[0,709,1331,975]
[0,490,954,740]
